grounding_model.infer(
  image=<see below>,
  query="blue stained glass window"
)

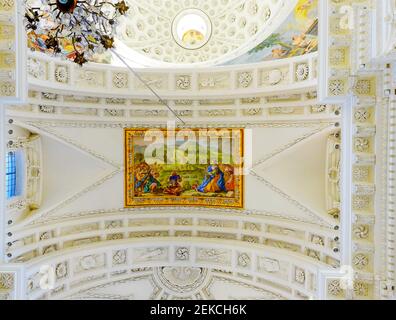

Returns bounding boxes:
[6,151,17,198]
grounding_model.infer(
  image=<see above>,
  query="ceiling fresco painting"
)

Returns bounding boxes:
[125,128,244,208]
[226,0,318,65]
[27,31,113,64]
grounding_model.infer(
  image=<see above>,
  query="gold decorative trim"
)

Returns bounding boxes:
[124,128,244,209]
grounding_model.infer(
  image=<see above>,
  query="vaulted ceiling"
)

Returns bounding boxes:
[0,0,394,301]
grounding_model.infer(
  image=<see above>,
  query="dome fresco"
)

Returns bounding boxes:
[115,0,298,66]
[225,0,318,64]
[26,0,318,67]
[25,0,295,66]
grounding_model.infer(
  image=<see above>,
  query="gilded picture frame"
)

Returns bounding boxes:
[125,128,244,208]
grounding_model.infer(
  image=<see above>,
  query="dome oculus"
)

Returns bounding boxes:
[172,9,212,50]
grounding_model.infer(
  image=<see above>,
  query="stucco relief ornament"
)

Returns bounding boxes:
[144,110,167,117]
[238,72,253,88]
[271,107,295,114]
[295,269,305,284]
[175,110,192,117]
[354,282,369,296]
[311,105,326,113]
[42,92,57,100]
[198,249,229,263]
[0,273,14,289]
[354,80,371,95]
[55,262,68,278]
[206,109,227,117]
[43,245,57,254]
[259,258,280,273]
[330,48,346,65]
[0,82,15,96]
[113,250,126,265]
[176,76,191,90]
[248,24,258,36]
[112,72,128,88]
[39,231,52,240]
[247,1,258,15]
[105,220,122,228]
[104,109,122,117]
[353,254,369,269]
[263,6,271,21]
[328,280,343,296]
[329,80,344,96]
[267,69,283,85]
[175,247,189,261]
[353,195,370,210]
[27,58,46,79]
[200,77,216,88]
[0,0,14,10]
[7,199,28,210]
[237,253,251,267]
[77,70,103,86]
[245,108,261,116]
[106,97,125,104]
[354,138,370,152]
[353,225,369,239]
[80,255,97,270]
[295,63,309,81]
[311,235,325,246]
[353,166,369,182]
[154,267,208,294]
[108,232,123,239]
[307,249,320,260]
[354,108,370,122]
[24,0,129,65]
[55,65,69,83]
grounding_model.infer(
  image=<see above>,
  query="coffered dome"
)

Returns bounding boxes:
[115,0,297,66]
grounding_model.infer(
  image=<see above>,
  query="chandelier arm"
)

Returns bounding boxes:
[71,35,78,52]
[111,48,186,125]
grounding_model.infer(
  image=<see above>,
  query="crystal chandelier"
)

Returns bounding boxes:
[24,0,129,65]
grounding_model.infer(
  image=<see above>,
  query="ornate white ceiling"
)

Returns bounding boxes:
[65,267,285,300]
[115,0,297,66]
[1,0,395,302]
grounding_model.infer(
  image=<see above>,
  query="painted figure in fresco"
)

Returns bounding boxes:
[271,47,288,59]
[239,0,318,62]
[295,0,317,23]
[164,171,183,196]
[196,164,226,193]
[134,162,161,195]
[223,165,235,192]
[291,33,318,54]
[27,30,91,60]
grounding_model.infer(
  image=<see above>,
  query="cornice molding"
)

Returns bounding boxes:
[22,237,332,300]
[26,51,318,100]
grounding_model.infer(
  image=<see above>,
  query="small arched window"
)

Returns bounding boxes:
[6,151,17,198]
